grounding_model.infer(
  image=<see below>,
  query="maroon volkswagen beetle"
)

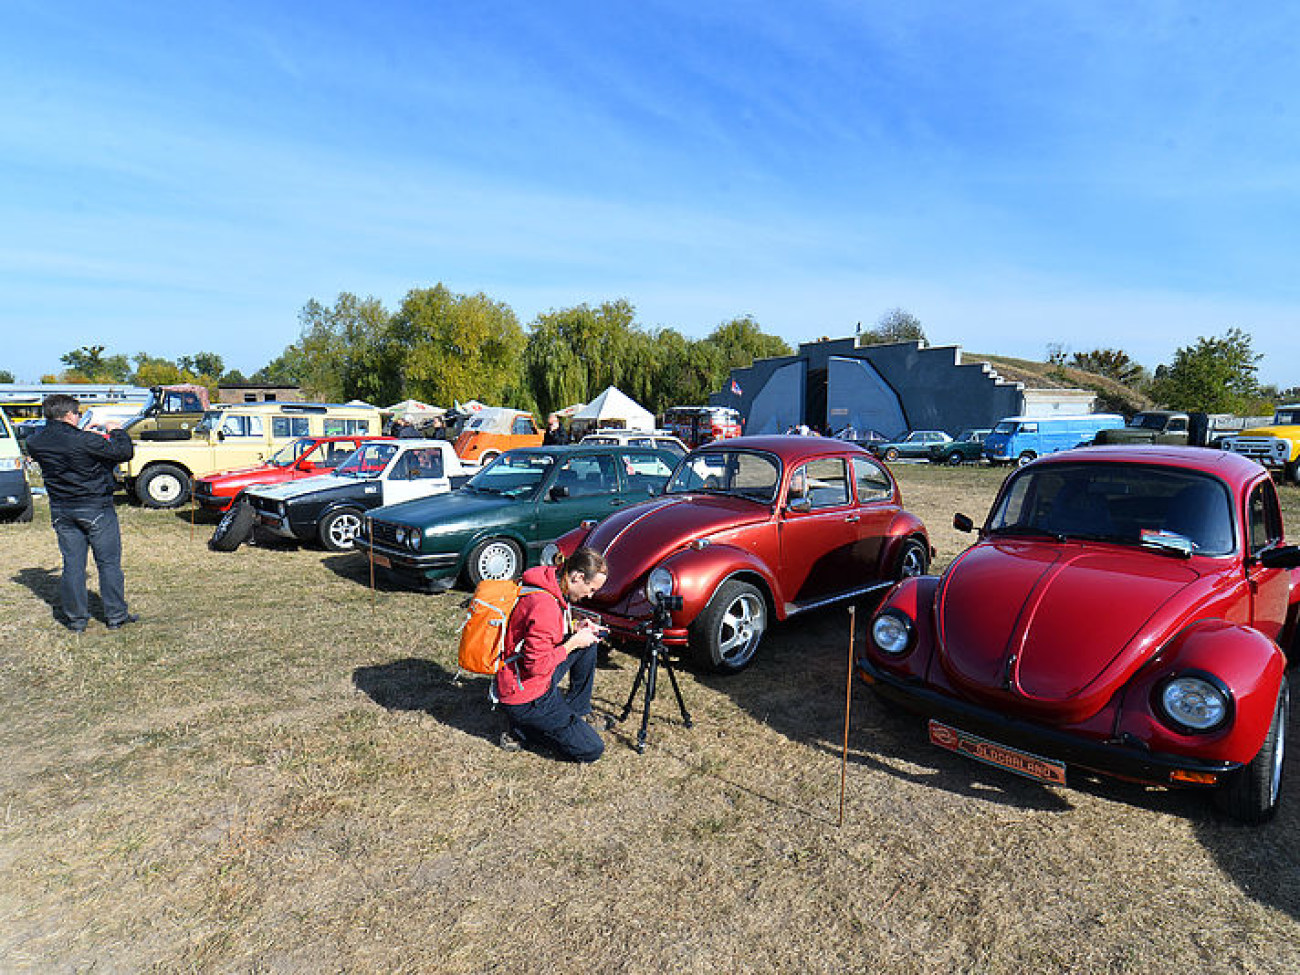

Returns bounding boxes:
[862,446,1300,823]
[551,435,931,672]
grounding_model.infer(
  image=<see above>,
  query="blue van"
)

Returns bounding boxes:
[983,414,1125,466]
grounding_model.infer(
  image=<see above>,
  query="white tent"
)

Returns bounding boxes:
[570,386,655,431]
[383,398,444,419]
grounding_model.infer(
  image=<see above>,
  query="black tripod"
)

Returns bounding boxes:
[617,594,693,753]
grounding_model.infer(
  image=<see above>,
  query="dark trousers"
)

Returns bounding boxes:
[502,644,604,763]
[51,505,129,627]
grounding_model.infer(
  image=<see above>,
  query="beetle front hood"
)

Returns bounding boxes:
[937,540,1205,721]
[584,494,770,601]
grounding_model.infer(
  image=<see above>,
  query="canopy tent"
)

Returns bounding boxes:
[383,398,444,419]
[556,402,586,418]
[570,386,655,432]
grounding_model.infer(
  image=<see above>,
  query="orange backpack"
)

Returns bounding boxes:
[457,580,543,676]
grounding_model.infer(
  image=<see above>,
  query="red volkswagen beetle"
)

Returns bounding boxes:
[552,436,931,672]
[862,446,1300,823]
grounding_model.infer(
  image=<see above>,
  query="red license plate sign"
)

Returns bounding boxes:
[928,720,1067,785]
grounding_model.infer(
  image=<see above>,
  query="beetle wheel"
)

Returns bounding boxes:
[947,452,964,466]
[1016,451,1037,468]
[690,579,767,673]
[894,537,930,580]
[1215,675,1288,824]
[209,497,255,552]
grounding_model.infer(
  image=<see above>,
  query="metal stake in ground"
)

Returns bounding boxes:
[839,604,856,828]
[616,593,693,753]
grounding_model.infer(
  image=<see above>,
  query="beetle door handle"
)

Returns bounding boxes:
[844,514,860,523]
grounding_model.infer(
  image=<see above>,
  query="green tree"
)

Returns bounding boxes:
[296,294,396,403]
[178,352,225,380]
[1149,328,1263,413]
[703,315,791,370]
[60,345,132,382]
[0,370,14,383]
[389,285,527,409]
[1070,349,1147,386]
[251,346,306,387]
[131,354,187,387]
[869,307,926,344]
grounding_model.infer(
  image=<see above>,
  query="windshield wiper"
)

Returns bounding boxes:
[1139,529,1194,558]
[990,523,1065,542]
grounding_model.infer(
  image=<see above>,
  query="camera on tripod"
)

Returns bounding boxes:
[618,591,692,752]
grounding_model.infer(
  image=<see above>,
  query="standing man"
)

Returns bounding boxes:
[494,547,609,761]
[543,413,570,446]
[25,394,138,632]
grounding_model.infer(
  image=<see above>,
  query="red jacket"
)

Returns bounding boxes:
[494,565,572,706]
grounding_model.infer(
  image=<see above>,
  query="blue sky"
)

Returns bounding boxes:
[2,1,1298,386]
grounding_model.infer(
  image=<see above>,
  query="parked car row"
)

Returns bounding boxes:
[15,408,1297,826]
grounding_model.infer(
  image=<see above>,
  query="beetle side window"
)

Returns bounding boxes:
[852,457,893,503]
[795,459,850,509]
[1247,482,1283,554]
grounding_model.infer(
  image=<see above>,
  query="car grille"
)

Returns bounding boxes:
[1223,437,1288,464]
[249,495,279,515]
[367,519,401,548]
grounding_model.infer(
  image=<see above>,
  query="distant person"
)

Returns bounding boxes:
[543,413,570,446]
[397,417,420,439]
[25,394,138,632]
[429,415,446,439]
[495,547,609,762]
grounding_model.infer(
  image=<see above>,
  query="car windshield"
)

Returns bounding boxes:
[267,438,315,468]
[334,443,396,478]
[193,410,225,435]
[1275,409,1300,425]
[1132,413,1169,430]
[988,463,1235,555]
[666,449,780,503]
[466,452,554,498]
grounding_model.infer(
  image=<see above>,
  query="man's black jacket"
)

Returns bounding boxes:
[26,421,134,508]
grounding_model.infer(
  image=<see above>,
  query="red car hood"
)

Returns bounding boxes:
[584,494,769,605]
[206,463,278,485]
[937,540,1205,722]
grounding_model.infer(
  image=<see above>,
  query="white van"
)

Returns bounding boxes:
[0,408,33,522]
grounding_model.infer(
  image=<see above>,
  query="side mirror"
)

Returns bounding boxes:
[298,460,316,472]
[1258,544,1300,570]
[786,497,812,515]
[549,485,570,500]
[953,513,975,533]
[216,430,225,441]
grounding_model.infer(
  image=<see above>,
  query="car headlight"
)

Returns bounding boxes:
[541,542,561,566]
[646,567,674,602]
[407,531,422,552]
[1158,673,1232,733]
[871,610,914,656]
[0,457,24,471]
[278,501,287,516]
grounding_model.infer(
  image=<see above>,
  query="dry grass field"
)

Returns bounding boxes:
[2,464,1300,973]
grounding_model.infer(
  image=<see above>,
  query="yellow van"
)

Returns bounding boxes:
[120,402,383,507]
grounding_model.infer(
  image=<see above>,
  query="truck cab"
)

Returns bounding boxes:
[1221,404,1300,484]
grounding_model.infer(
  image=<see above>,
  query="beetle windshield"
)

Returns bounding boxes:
[267,438,314,468]
[466,451,554,498]
[666,449,780,503]
[334,443,396,478]
[988,463,1235,555]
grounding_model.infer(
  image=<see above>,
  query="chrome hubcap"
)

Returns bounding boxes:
[718,593,765,664]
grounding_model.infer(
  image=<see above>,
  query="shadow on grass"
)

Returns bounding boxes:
[1192,701,1300,922]
[320,552,462,595]
[13,566,105,626]
[713,600,1300,921]
[351,657,503,744]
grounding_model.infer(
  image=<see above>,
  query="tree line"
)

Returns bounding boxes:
[5,285,1294,417]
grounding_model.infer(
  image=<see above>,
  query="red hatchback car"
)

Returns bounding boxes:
[193,436,393,514]
[553,435,931,672]
[862,446,1300,823]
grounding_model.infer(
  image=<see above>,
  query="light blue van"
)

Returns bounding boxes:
[983,414,1125,466]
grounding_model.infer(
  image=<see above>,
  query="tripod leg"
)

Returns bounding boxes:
[636,646,659,753]
[661,655,693,728]
[619,650,650,723]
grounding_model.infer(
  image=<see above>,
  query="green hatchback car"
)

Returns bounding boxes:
[359,444,679,591]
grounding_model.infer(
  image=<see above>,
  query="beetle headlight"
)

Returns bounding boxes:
[1158,674,1231,733]
[871,610,914,657]
[541,542,561,566]
[646,567,674,602]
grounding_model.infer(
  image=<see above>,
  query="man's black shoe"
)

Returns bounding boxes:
[106,614,141,630]
[62,621,87,633]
